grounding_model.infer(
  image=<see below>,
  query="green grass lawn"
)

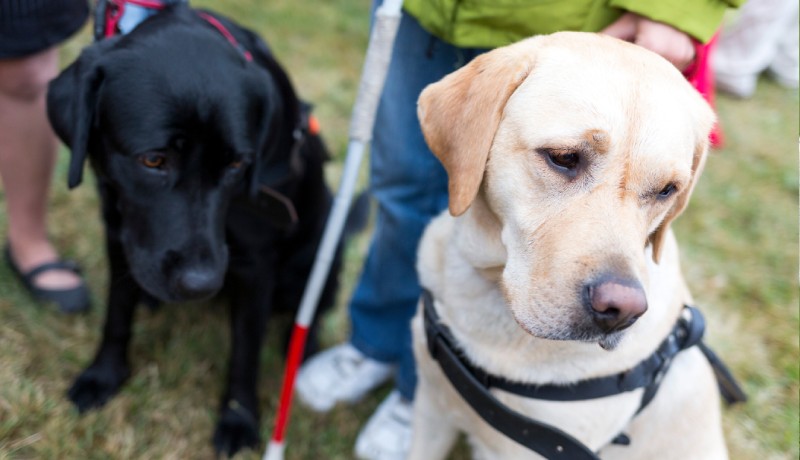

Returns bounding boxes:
[1,1,798,459]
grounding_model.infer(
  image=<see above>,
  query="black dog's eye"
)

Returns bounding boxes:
[139,153,167,169]
[658,183,678,199]
[228,159,244,170]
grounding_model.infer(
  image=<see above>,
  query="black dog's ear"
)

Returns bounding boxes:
[47,46,106,189]
[244,30,300,162]
[213,12,304,230]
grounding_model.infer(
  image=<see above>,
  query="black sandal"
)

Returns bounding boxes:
[4,244,90,313]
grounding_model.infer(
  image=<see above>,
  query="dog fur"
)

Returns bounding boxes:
[409,32,727,459]
[47,5,342,456]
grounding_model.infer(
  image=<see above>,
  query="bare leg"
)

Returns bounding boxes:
[0,47,81,290]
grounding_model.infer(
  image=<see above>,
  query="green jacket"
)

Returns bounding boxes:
[403,0,743,48]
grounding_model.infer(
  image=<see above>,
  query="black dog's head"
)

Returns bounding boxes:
[48,6,299,302]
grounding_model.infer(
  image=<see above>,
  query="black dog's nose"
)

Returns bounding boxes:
[174,269,222,300]
[585,278,647,333]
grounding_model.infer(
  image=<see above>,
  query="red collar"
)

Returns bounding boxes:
[103,0,166,38]
[102,0,252,62]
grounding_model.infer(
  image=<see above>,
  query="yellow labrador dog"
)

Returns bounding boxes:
[410,32,733,460]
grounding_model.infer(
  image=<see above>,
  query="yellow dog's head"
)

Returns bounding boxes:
[418,32,714,349]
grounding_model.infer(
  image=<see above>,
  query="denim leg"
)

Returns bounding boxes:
[348,11,484,401]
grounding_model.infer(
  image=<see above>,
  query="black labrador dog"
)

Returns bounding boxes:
[48,5,344,456]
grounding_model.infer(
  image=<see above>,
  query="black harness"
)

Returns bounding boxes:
[422,288,746,459]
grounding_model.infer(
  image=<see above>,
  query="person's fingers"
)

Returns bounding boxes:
[634,20,696,70]
[600,12,637,41]
[602,13,696,70]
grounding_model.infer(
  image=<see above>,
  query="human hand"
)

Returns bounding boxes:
[602,12,696,70]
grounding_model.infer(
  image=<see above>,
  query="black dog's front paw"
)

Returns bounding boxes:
[67,363,130,412]
[213,401,260,457]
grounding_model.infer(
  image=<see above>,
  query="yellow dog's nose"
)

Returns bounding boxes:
[586,279,648,333]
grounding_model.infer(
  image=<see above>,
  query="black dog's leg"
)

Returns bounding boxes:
[68,234,140,412]
[68,185,142,412]
[213,266,275,456]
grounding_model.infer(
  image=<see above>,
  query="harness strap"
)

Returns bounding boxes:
[636,306,702,412]
[698,341,748,405]
[196,11,253,61]
[251,103,320,230]
[97,0,175,39]
[423,289,600,460]
[97,0,253,64]
[424,289,703,404]
[421,288,746,455]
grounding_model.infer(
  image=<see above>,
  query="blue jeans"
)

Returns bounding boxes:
[348,10,487,400]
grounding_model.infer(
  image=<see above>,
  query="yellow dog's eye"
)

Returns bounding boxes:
[548,152,579,170]
[658,183,678,198]
[139,153,166,169]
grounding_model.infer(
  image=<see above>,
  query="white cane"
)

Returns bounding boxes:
[264,0,404,458]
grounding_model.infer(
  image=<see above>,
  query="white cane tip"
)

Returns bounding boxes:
[263,441,285,460]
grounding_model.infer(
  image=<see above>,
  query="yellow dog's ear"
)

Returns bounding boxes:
[649,137,710,263]
[417,40,536,216]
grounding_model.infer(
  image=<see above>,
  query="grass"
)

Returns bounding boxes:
[676,82,799,458]
[0,1,797,459]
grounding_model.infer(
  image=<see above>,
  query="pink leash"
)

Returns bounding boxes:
[685,34,723,148]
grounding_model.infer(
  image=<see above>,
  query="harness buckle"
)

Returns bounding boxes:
[679,305,706,348]
[653,356,672,386]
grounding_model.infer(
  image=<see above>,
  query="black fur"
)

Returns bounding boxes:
[47,6,342,456]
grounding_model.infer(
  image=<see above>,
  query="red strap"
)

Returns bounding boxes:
[104,0,168,38]
[102,3,254,63]
[126,0,167,8]
[104,0,123,38]
[196,12,253,62]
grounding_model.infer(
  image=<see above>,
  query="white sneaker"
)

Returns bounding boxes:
[355,390,413,460]
[295,343,394,412]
